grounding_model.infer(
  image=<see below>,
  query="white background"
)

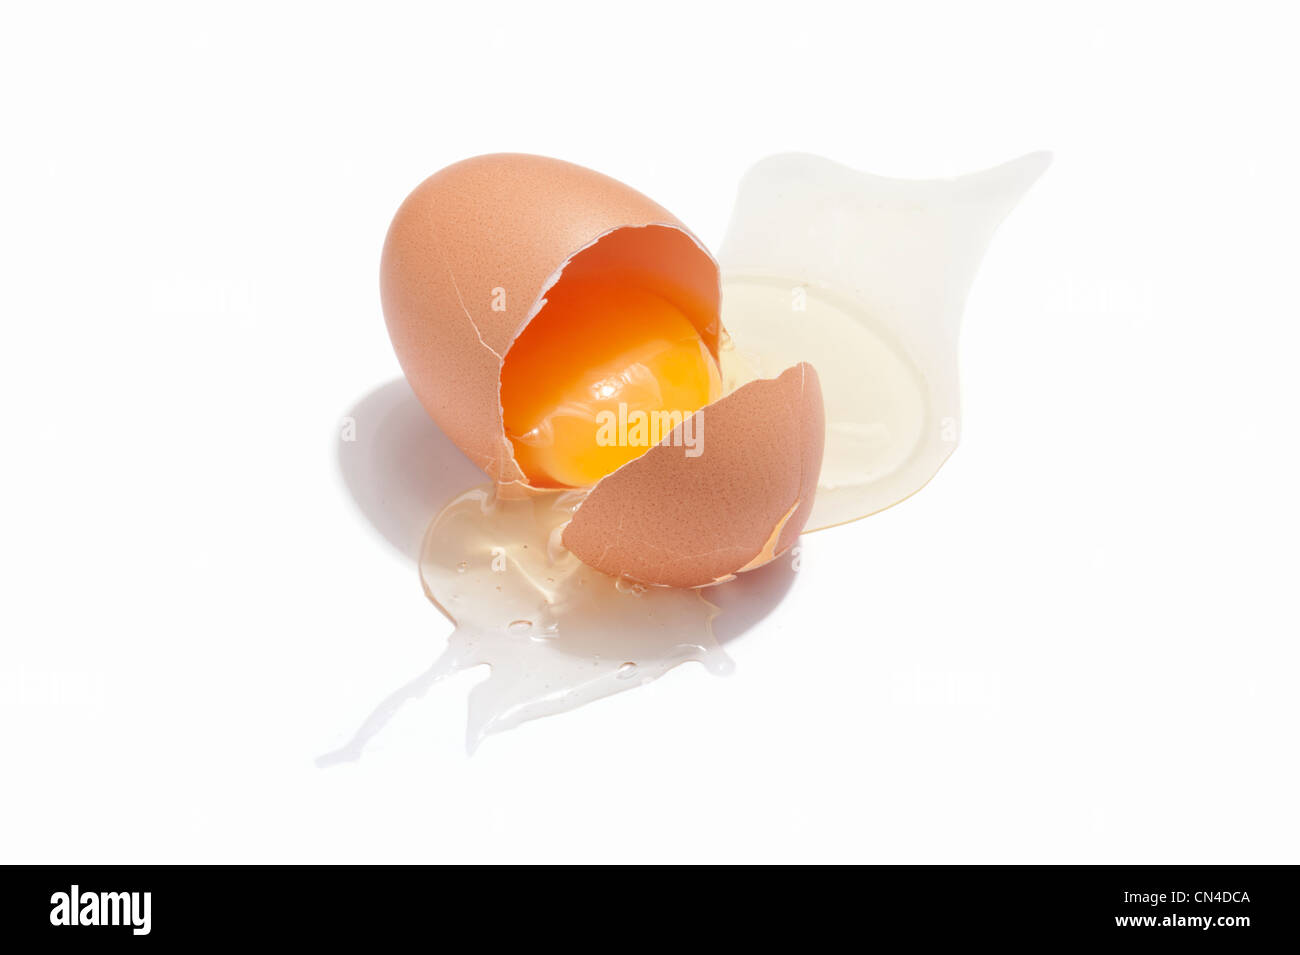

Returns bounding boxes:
[2,1,1297,864]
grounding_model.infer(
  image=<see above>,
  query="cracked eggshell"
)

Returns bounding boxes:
[380,153,721,485]
[563,363,825,588]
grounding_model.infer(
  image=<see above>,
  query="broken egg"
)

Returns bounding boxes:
[335,151,1048,755]
[381,153,819,587]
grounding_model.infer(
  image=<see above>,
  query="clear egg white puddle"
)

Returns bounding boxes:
[717,151,1051,529]
[320,485,731,759]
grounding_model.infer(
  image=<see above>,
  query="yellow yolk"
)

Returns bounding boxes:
[501,281,721,488]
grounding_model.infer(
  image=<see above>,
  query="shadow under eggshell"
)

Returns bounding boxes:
[562,362,825,588]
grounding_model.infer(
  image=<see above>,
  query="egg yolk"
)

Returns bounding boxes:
[501,280,721,488]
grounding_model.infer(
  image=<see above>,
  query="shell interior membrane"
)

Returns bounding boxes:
[717,152,1051,531]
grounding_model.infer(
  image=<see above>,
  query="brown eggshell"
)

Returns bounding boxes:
[380,154,721,485]
[562,363,825,588]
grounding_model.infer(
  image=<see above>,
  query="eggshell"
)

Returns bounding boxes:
[562,363,825,588]
[380,153,721,485]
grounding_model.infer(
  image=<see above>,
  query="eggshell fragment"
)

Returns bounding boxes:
[562,363,825,588]
[380,153,720,486]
